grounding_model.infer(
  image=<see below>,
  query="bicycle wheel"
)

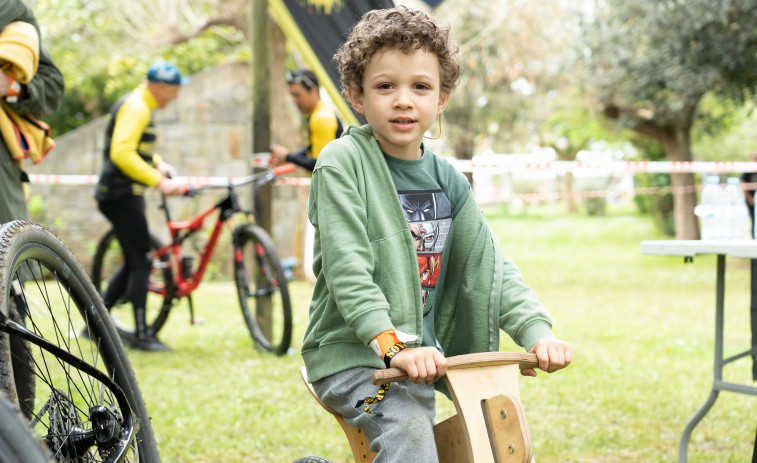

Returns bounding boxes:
[292,457,335,463]
[91,228,174,341]
[233,224,292,355]
[0,220,161,462]
[0,390,53,463]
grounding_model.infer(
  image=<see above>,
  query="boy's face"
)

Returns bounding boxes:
[348,48,449,160]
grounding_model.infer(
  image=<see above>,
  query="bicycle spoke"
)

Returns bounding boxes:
[0,221,156,462]
[10,261,127,462]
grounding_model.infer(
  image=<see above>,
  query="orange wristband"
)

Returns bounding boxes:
[369,329,401,358]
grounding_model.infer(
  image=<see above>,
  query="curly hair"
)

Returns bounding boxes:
[334,5,460,101]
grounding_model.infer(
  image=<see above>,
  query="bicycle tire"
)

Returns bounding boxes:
[3,300,34,418]
[0,390,53,463]
[233,224,292,355]
[92,228,174,341]
[292,457,335,463]
[0,220,161,462]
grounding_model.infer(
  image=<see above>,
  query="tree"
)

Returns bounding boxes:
[435,0,577,158]
[580,0,757,239]
[34,0,297,145]
[537,86,627,212]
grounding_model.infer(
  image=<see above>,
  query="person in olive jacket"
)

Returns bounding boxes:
[0,0,64,225]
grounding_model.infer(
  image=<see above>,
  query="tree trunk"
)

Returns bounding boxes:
[663,129,699,240]
[564,171,577,213]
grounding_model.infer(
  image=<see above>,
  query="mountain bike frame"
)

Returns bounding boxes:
[151,164,295,322]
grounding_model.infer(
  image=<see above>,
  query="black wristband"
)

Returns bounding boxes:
[382,341,407,368]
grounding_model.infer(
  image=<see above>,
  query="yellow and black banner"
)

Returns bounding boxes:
[270,0,394,125]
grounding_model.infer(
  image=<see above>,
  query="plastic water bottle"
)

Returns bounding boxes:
[723,177,749,240]
[695,175,724,240]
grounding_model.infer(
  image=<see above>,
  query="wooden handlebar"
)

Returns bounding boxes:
[370,351,539,386]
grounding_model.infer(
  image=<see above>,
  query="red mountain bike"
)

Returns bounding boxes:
[92,164,295,355]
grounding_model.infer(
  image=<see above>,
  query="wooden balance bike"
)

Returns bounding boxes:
[299,351,540,463]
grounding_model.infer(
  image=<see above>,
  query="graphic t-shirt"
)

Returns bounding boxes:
[383,147,469,349]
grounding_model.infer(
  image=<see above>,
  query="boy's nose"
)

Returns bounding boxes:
[393,87,414,108]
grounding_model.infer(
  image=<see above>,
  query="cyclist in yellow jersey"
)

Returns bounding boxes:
[270,69,343,172]
[94,60,188,351]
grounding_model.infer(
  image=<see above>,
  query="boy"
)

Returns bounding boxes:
[301,6,571,462]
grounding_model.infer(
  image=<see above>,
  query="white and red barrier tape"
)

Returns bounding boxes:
[27,174,312,187]
[29,160,757,186]
[26,160,757,204]
[450,159,757,174]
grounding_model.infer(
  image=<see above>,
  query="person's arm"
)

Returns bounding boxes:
[3,1,64,118]
[310,161,395,341]
[497,251,572,376]
[109,100,164,187]
[285,145,317,171]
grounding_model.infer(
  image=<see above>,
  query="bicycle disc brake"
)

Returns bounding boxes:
[46,389,95,462]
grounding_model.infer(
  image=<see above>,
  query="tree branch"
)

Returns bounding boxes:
[598,102,674,142]
[165,15,240,45]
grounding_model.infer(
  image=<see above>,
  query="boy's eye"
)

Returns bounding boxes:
[377,83,394,90]
[414,83,431,90]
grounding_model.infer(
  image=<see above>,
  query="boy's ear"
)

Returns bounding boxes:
[437,91,450,115]
[347,88,365,114]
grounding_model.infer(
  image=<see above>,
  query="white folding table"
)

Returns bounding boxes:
[641,240,757,462]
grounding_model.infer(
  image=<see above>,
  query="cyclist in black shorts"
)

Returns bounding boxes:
[270,69,343,172]
[94,61,188,351]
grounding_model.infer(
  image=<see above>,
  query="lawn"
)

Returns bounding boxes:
[125,203,757,462]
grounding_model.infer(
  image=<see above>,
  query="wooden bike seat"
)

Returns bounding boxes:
[301,352,538,463]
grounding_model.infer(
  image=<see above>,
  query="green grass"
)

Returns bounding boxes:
[126,203,757,462]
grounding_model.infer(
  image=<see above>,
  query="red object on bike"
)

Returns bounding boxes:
[272,164,296,176]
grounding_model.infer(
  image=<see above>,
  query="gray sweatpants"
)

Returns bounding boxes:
[313,367,439,463]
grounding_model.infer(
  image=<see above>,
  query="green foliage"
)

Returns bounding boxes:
[582,0,757,129]
[33,1,250,136]
[537,86,631,162]
[26,194,45,222]
[630,138,675,236]
[583,196,607,216]
[634,173,675,236]
[694,99,757,161]
[436,1,578,154]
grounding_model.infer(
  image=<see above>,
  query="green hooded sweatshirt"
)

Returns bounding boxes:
[302,124,555,384]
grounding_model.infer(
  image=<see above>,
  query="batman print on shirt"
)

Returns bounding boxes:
[398,189,452,311]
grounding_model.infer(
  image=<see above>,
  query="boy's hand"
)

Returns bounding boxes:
[390,346,447,385]
[522,339,572,377]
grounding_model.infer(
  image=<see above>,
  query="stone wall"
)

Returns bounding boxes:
[24,61,311,280]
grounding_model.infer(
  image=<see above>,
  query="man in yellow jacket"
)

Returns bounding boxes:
[270,69,343,172]
[95,60,188,351]
[0,0,64,225]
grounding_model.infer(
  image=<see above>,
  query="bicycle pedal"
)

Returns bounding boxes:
[191,317,206,325]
